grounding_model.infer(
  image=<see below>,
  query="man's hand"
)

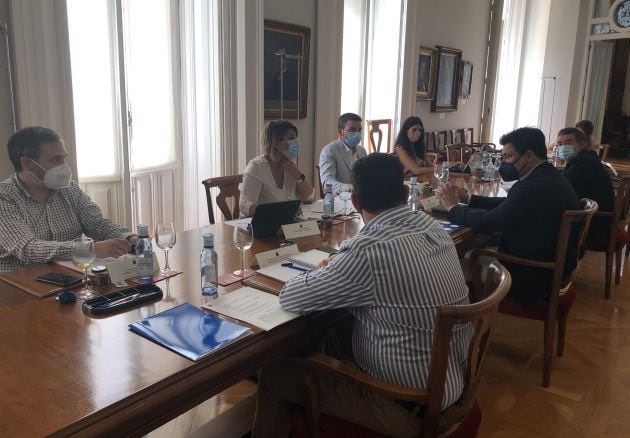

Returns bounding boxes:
[316,253,338,269]
[95,238,132,258]
[437,182,460,210]
[455,188,469,203]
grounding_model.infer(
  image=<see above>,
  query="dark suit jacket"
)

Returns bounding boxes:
[448,162,580,305]
[563,149,614,244]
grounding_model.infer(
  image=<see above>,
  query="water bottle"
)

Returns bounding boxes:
[135,224,153,283]
[552,144,560,167]
[323,183,334,216]
[408,176,418,212]
[200,232,218,303]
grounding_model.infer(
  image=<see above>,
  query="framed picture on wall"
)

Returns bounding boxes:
[263,20,310,119]
[416,46,437,100]
[460,61,473,99]
[431,46,462,112]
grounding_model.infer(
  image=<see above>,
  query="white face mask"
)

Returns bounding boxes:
[29,159,72,190]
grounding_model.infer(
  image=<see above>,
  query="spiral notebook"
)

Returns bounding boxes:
[288,249,330,270]
[129,303,251,361]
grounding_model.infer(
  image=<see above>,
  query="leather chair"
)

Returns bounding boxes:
[290,262,512,438]
[585,176,630,298]
[201,174,242,224]
[470,198,598,387]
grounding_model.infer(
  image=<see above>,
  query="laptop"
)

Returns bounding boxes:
[251,200,302,237]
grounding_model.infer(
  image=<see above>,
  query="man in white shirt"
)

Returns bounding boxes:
[0,126,135,273]
[319,113,368,194]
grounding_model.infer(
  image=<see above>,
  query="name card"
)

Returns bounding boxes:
[106,253,160,283]
[255,244,300,268]
[419,195,441,211]
[281,220,320,239]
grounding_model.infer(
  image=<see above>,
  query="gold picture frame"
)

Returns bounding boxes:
[416,46,437,100]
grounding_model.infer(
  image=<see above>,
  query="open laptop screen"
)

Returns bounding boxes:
[250,200,301,237]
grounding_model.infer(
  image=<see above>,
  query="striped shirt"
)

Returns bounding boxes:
[280,206,471,408]
[0,174,131,273]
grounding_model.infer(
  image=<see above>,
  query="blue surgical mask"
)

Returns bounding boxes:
[557,144,575,161]
[345,132,361,148]
[283,139,300,160]
[498,161,519,182]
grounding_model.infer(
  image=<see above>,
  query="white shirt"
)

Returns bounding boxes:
[240,155,314,217]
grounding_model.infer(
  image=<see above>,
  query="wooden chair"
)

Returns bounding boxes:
[425,152,438,166]
[472,142,496,152]
[602,161,618,177]
[451,128,465,145]
[596,144,610,161]
[585,176,630,298]
[471,198,598,387]
[290,262,512,438]
[445,144,474,163]
[366,119,392,154]
[437,131,449,154]
[425,131,437,153]
[465,127,474,145]
[315,164,324,199]
[201,174,242,224]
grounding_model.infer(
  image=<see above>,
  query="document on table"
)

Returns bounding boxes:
[203,286,299,331]
[224,217,253,228]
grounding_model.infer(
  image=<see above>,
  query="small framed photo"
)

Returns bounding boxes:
[416,46,437,100]
[431,46,462,112]
[460,61,473,99]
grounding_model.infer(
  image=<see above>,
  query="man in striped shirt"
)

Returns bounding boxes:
[0,127,134,273]
[253,153,471,437]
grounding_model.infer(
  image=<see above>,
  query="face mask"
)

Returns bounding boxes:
[345,131,361,148]
[498,161,520,182]
[557,145,575,161]
[29,160,72,190]
[283,139,300,160]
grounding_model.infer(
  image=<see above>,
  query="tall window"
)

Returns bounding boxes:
[340,0,407,133]
[67,0,178,180]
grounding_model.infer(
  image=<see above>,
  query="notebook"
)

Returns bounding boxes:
[0,264,83,298]
[129,303,251,361]
[287,249,330,270]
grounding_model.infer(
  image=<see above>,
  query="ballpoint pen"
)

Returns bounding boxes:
[281,262,310,272]
[97,292,140,309]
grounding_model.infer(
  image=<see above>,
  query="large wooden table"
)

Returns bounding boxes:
[0,175,502,437]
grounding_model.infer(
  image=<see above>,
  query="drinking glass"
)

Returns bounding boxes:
[434,163,445,187]
[71,237,96,299]
[338,190,353,215]
[155,222,177,274]
[233,223,253,277]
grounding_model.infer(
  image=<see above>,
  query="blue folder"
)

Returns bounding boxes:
[437,220,466,234]
[129,303,251,361]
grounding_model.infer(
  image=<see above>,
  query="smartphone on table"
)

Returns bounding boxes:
[36,272,83,287]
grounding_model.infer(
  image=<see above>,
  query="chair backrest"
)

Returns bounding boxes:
[472,142,496,152]
[422,262,511,437]
[465,127,474,145]
[602,161,618,177]
[366,119,392,153]
[445,144,474,163]
[436,131,448,152]
[597,144,610,161]
[451,129,465,145]
[201,174,243,224]
[608,176,630,238]
[315,164,324,199]
[425,131,437,153]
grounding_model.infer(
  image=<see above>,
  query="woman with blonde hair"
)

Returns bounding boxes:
[240,120,314,217]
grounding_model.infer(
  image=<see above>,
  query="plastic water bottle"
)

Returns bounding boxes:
[200,232,218,303]
[323,183,334,216]
[552,145,560,167]
[135,224,153,283]
[408,176,418,212]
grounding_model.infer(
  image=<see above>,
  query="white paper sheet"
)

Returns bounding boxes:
[224,217,253,227]
[203,286,299,331]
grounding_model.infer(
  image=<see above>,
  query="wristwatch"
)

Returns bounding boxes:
[298,174,306,182]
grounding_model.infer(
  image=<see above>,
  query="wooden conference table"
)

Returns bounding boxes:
[0,175,504,437]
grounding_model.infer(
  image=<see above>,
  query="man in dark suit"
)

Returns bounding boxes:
[438,127,581,305]
[557,127,614,246]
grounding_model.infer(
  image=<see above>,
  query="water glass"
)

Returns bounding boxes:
[155,222,177,274]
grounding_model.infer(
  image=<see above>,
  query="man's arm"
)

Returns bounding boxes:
[319,146,350,194]
[280,246,374,314]
[73,184,131,241]
[468,195,506,210]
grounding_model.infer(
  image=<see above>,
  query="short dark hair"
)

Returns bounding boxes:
[575,120,594,137]
[338,113,362,130]
[394,116,425,161]
[8,126,63,171]
[499,127,547,160]
[351,153,406,213]
[557,127,587,144]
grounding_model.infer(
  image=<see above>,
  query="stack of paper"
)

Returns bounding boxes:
[203,287,299,331]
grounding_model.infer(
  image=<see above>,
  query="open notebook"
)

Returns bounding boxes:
[255,249,330,283]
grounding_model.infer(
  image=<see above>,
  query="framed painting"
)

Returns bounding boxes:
[431,46,462,112]
[416,46,437,100]
[264,20,310,119]
[460,61,473,99]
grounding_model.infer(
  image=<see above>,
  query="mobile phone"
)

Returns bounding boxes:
[36,272,83,287]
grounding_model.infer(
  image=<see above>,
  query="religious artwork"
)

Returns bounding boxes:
[416,46,437,100]
[264,20,310,119]
[431,46,462,113]
[459,61,473,99]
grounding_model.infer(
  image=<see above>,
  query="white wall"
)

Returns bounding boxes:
[264,0,318,184]
[0,0,15,180]
[566,0,590,126]
[412,0,491,140]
